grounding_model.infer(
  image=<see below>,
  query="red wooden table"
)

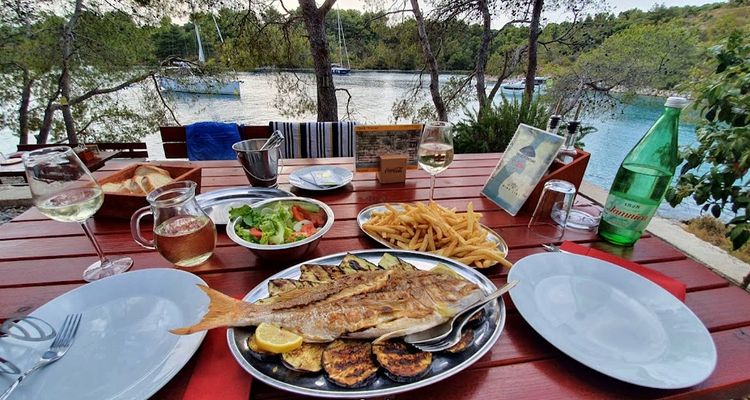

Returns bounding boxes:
[1,154,749,399]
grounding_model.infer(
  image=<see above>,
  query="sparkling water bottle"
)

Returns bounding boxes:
[598,96,688,246]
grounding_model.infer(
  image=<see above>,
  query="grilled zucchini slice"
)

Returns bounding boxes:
[322,340,379,388]
[338,253,380,273]
[445,329,475,354]
[430,263,465,280]
[281,343,326,373]
[379,253,417,271]
[267,278,322,296]
[372,340,432,382]
[299,264,350,282]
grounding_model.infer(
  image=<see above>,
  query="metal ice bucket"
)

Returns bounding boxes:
[232,139,282,187]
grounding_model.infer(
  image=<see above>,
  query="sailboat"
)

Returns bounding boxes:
[331,8,351,75]
[159,17,241,96]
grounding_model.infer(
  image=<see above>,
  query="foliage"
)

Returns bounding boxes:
[685,216,750,268]
[666,32,750,250]
[453,96,550,154]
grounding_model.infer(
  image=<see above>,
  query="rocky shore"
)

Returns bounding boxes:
[0,205,28,225]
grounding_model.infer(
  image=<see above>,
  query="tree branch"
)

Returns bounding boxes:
[69,71,154,107]
[319,0,337,16]
[151,75,180,126]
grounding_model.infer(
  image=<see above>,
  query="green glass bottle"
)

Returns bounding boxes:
[598,97,688,246]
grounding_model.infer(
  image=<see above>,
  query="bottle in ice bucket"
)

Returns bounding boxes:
[598,96,688,246]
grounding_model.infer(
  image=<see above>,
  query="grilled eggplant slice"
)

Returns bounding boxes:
[281,343,326,373]
[445,329,475,354]
[338,253,380,273]
[322,340,379,388]
[372,340,432,382]
[247,333,278,361]
[379,253,417,271]
[299,264,350,282]
[268,278,323,296]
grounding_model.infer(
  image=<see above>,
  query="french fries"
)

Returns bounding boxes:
[362,202,512,269]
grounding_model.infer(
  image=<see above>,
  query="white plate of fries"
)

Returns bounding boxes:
[358,202,510,269]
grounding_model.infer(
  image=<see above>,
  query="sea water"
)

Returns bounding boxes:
[0,72,705,220]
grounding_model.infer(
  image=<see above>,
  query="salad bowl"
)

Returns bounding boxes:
[226,197,334,262]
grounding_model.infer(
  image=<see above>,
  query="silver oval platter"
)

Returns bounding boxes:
[196,187,294,225]
[227,249,506,398]
[357,203,509,265]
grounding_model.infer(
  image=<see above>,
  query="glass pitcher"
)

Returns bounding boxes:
[130,181,217,267]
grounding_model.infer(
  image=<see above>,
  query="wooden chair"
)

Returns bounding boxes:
[159,125,270,159]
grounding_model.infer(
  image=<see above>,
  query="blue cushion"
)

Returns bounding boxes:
[186,122,241,161]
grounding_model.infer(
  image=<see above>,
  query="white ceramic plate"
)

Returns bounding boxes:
[0,269,208,400]
[289,166,353,191]
[508,253,716,389]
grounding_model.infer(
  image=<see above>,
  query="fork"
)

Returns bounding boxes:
[409,281,518,352]
[0,314,82,400]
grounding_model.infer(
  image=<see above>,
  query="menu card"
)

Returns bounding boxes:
[355,125,422,171]
[481,124,564,216]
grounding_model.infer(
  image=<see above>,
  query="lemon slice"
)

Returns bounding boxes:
[254,323,303,353]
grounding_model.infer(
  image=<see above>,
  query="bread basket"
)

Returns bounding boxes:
[95,163,202,220]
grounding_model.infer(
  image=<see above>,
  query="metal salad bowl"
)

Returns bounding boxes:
[226,197,334,262]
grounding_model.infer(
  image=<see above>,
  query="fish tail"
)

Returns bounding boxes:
[170,284,256,335]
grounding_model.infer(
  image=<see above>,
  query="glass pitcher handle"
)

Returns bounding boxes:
[130,206,155,249]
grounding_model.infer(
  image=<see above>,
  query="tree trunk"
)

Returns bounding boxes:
[475,0,492,114]
[298,0,338,122]
[60,0,84,145]
[38,102,55,144]
[410,0,447,121]
[18,69,33,145]
[523,0,544,111]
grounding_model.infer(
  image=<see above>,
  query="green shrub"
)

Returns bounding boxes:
[453,96,550,154]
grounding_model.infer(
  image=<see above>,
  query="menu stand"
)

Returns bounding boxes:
[520,149,591,214]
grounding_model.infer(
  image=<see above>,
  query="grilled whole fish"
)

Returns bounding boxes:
[171,269,484,342]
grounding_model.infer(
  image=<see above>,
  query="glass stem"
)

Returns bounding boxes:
[430,174,436,202]
[81,219,108,262]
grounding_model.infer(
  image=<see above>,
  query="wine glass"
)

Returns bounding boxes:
[22,146,133,282]
[418,121,454,202]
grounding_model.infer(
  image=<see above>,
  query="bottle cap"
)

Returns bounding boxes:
[665,97,688,108]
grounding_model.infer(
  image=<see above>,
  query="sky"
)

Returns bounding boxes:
[332,0,724,21]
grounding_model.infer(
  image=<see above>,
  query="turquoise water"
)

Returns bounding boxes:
[583,96,701,221]
[0,72,707,220]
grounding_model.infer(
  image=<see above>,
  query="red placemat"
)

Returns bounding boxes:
[560,241,686,302]
[182,328,252,400]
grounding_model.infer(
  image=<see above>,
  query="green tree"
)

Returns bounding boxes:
[667,32,750,250]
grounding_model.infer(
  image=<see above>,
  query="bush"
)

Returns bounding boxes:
[666,32,750,250]
[453,96,550,154]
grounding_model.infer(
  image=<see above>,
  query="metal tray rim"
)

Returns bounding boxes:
[226,249,506,399]
[357,203,509,262]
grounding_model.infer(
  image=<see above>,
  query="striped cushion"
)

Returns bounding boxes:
[269,121,357,159]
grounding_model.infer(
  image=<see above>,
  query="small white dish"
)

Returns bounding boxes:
[508,252,716,389]
[0,158,22,166]
[289,166,353,191]
[0,269,208,400]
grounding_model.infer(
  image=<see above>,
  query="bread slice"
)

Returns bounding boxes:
[101,182,123,193]
[136,173,172,194]
[134,165,171,178]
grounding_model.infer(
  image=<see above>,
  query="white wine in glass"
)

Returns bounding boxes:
[418,121,454,201]
[23,146,133,282]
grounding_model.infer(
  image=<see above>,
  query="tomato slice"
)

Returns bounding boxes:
[249,227,263,240]
[291,205,306,222]
[300,223,317,236]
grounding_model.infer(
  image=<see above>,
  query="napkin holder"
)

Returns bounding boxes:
[377,154,407,184]
[521,149,590,214]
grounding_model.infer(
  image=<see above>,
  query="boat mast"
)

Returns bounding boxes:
[194,21,206,63]
[212,14,224,44]
[336,8,344,67]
